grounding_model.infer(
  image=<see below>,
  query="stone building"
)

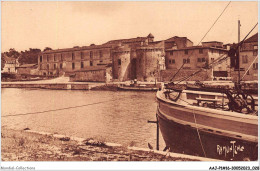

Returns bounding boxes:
[230,33,258,81]
[111,34,166,82]
[38,33,236,82]
[38,44,113,76]
[69,65,112,82]
[2,55,19,73]
[164,41,229,81]
[16,63,38,75]
[135,44,165,82]
[164,36,193,49]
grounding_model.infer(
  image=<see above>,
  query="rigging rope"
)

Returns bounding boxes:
[193,110,207,158]
[173,21,258,84]
[2,97,126,118]
[240,55,258,81]
[170,1,231,82]
[175,53,227,84]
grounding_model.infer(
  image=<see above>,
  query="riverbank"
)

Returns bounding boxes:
[1,127,218,161]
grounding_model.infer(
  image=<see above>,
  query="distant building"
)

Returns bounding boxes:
[69,65,112,82]
[16,63,38,75]
[164,41,228,81]
[38,44,114,76]
[38,33,237,82]
[38,33,166,82]
[2,55,19,73]
[112,40,165,82]
[231,33,258,81]
[164,36,193,49]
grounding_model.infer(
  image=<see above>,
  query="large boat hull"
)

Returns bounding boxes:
[156,91,258,161]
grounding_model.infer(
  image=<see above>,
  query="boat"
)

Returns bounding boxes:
[156,83,258,161]
[118,80,159,91]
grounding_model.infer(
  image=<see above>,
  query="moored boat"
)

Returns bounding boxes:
[156,84,258,161]
[118,80,160,91]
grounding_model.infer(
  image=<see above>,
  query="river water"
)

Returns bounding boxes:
[1,88,165,149]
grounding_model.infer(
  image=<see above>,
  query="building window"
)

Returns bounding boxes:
[211,58,214,61]
[72,53,75,60]
[90,51,93,59]
[170,51,173,55]
[185,50,188,55]
[242,55,248,63]
[199,49,203,54]
[54,64,56,69]
[81,62,84,68]
[72,63,75,69]
[90,61,93,66]
[172,59,175,64]
[60,63,63,69]
[197,58,201,62]
[47,55,49,62]
[99,50,103,58]
[40,56,42,62]
[169,60,171,64]
[118,59,121,65]
[201,58,206,62]
[253,63,258,70]
[183,59,186,64]
[47,64,49,70]
[253,50,258,56]
[187,59,190,63]
[54,54,56,61]
[81,52,84,59]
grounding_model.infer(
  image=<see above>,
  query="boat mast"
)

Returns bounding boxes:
[238,20,241,84]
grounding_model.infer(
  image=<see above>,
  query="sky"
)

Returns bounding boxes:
[1,1,258,52]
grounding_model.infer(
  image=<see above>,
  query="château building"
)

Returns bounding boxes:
[38,33,237,82]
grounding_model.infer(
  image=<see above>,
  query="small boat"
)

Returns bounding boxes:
[118,80,159,91]
[156,83,258,161]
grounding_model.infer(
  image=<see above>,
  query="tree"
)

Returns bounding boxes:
[18,48,41,65]
[1,52,6,70]
[5,48,20,58]
[43,47,52,52]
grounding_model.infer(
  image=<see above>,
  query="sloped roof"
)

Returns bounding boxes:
[165,45,228,51]
[147,33,154,38]
[202,41,223,43]
[17,63,37,68]
[41,44,113,54]
[165,36,192,43]
[244,33,258,43]
[3,54,17,62]
[104,37,147,45]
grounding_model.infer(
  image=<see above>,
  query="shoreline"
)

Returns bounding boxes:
[1,127,218,161]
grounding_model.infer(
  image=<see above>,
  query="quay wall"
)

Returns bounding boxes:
[1,83,90,90]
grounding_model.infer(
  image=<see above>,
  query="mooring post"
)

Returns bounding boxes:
[156,115,159,151]
[147,116,159,151]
